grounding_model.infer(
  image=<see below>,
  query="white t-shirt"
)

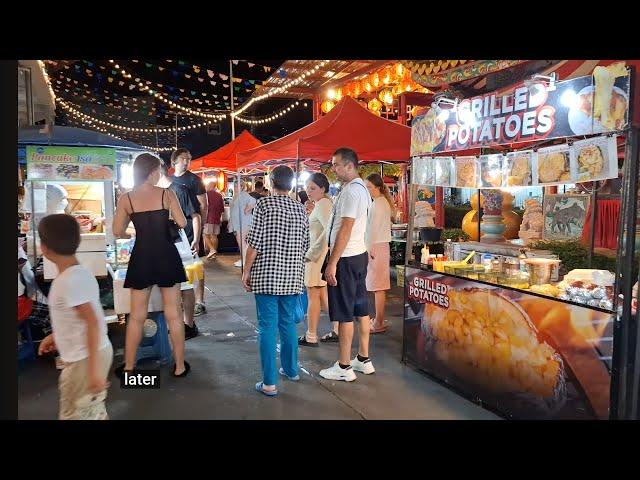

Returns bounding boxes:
[365,196,392,250]
[48,265,111,363]
[229,191,256,234]
[328,177,371,257]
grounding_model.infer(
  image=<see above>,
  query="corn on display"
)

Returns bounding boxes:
[423,288,566,406]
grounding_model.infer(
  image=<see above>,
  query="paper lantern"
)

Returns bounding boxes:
[321,99,335,113]
[378,88,394,106]
[394,63,405,80]
[335,88,343,101]
[217,171,227,192]
[401,80,413,92]
[367,98,382,112]
[343,85,351,97]
[370,72,380,88]
[352,81,361,96]
[362,79,373,93]
[392,84,404,96]
[382,66,393,85]
[326,88,337,100]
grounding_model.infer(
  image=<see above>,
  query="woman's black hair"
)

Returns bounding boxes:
[308,172,330,193]
[133,153,161,186]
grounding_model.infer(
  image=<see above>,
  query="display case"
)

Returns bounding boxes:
[403,64,638,419]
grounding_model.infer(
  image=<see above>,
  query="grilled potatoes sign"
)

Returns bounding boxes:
[408,275,450,308]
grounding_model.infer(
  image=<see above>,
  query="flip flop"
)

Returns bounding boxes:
[370,318,387,334]
[320,331,339,342]
[255,381,278,396]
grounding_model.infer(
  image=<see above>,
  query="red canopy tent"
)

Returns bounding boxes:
[236,96,411,170]
[190,130,263,172]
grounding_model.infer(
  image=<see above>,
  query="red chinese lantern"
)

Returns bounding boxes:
[217,171,227,192]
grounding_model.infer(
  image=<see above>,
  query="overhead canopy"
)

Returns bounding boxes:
[236,96,411,170]
[18,125,146,151]
[190,130,263,172]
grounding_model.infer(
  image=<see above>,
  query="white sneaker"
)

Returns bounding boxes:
[234,260,242,267]
[319,361,357,382]
[351,356,375,375]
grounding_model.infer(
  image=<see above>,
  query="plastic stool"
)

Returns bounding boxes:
[18,320,36,361]
[135,311,173,365]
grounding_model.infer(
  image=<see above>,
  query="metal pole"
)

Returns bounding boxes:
[236,170,243,273]
[611,125,640,419]
[588,185,598,268]
[229,60,236,140]
[174,113,178,149]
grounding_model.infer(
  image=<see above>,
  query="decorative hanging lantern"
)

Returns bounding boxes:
[394,62,405,80]
[321,99,335,113]
[362,79,373,93]
[217,171,227,192]
[335,88,343,101]
[410,105,422,118]
[370,72,380,88]
[343,85,351,97]
[401,79,413,92]
[382,66,393,85]
[370,109,381,116]
[326,88,337,100]
[352,81,362,96]
[367,98,382,112]
[392,83,404,96]
[378,88,394,106]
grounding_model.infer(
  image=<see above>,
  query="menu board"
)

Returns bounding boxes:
[410,67,630,155]
[26,146,116,181]
[410,135,618,188]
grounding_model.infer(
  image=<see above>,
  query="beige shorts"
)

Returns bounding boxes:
[58,342,113,420]
[203,223,220,235]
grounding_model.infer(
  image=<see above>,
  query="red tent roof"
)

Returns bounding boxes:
[190,130,263,172]
[236,96,411,170]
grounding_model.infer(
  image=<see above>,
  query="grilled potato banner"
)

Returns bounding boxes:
[404,267,614,419]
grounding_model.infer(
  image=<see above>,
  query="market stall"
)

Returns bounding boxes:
[404,62,640,419]
[18,126,148,282]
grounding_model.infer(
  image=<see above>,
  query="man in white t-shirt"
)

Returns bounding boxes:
[37,214,113,420]
[319,148,374,382]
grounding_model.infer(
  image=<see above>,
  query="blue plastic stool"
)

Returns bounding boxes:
[18,319,36,361]
[135,311,173,365]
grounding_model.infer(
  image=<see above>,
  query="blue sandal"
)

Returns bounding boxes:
[255,381,278,396]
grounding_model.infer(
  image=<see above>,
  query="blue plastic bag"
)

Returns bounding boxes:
[294,291,308,324]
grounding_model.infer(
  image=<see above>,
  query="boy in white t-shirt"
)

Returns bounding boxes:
[37,214,113,420]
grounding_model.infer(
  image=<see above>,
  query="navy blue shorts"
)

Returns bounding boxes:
[327,252,369,322]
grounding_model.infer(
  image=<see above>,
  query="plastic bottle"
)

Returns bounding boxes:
[421,245,430,265]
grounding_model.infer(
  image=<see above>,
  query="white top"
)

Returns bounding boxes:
[328,177,372,257]
[228,191,256,233]
[48,265,111,363]
[366,196,392,250]
[306,197,333,262]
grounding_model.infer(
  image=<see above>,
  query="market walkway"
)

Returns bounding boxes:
[18,255,499,420]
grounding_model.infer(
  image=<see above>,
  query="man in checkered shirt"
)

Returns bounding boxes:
[243,165,309,396]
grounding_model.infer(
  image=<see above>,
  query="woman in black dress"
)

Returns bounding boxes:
[113,153,190,377]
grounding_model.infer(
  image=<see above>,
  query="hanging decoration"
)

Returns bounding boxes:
[235,101,308,125]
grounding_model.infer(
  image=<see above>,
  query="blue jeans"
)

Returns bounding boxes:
[254,294,299,386]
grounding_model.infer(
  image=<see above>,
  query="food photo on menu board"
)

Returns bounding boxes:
[455,157,478,188]
[434,157,453,187]
[479,154,505,188]
[412,156,435,185]
[573,135,618,183]
[536,144,573,185]
[505,151,533,186]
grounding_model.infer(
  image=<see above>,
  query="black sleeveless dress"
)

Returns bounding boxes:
[123,189,188,289]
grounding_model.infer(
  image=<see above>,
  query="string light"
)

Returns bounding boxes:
[235,100,308,125]
[232,60,328,117]
[109,60,227,120]
[59,98,214,134]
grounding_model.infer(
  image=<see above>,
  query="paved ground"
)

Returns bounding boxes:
[18,254,499,420]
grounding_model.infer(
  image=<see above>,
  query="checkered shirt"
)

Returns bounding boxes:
[246,195,309,295]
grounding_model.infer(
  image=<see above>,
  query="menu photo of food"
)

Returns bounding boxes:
[80,164,115,180]
[28,163,55,179]
[573,135,618,183]
[410,107,448,155]
[411,157,435,185]
[454,156,479,188]
[433,156,453,187]
[479,154,505,188]
[55,163,80,180]
[535,144,573,185]
[505,151,533,186]
[569,63,629,135]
